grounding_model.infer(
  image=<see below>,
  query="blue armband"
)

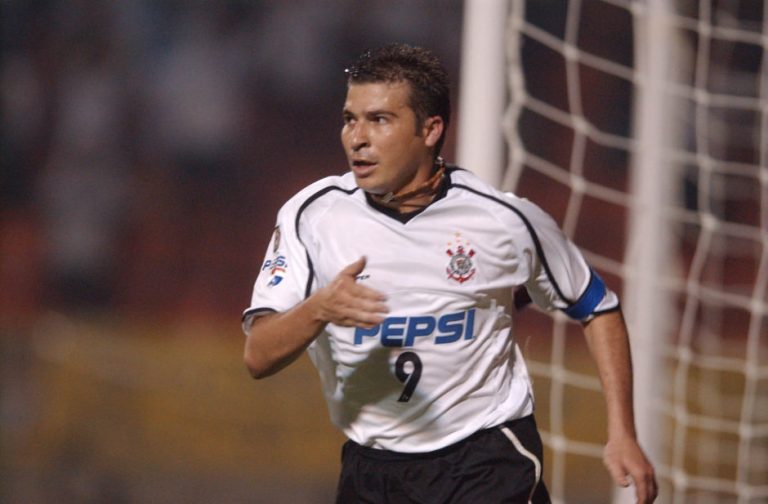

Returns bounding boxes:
[564,269,606,320]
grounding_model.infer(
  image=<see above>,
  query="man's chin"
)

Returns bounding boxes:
[352,175,384,195]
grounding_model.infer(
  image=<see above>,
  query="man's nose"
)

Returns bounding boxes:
[350,123,369,150]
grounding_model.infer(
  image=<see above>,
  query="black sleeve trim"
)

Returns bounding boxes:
[294,184,359,300]
[452,183,574,305]
[591,303,622,317]
[242,307,278,322]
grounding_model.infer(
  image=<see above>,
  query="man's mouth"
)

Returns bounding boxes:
[351,160,377,174]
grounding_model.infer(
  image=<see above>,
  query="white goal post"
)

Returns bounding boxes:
[457,0,509,186]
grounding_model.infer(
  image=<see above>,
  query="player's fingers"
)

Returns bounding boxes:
[340,256,367,277]
[335,305,386,327]
[649,469,659,499]
[330,277,386,306]
[331,295,385,317]
[325,275,381,304]
[318,290,382,324]
[354,310,387,327]
[604,460,631,488]
[649,475,659,503]
[343,291,388,316]
[349,282,388,302]
[646,477,659,504]
[633,477,649,504]
[352,296,388,314]
[631,466,657,503]
[617,456,655,504]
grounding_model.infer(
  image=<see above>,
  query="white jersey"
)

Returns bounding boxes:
[244,166,618,452]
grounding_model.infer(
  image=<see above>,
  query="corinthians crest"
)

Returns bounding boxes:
[446,233,476,283]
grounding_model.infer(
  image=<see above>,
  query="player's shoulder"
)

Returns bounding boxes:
[446,164,556,226]
[280,172,359,215]
[447,165,525,210]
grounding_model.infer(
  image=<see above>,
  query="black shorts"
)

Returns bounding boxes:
[335,415,551,504]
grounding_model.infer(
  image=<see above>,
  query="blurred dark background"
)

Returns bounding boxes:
[0,1,463,503]
[0,0,463,322]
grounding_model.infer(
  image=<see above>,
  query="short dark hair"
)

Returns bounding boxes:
[345,43,451,156]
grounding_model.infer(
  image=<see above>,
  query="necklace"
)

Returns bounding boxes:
[375,157,446,210]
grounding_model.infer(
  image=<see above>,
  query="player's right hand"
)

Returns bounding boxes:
[313,256,388,328]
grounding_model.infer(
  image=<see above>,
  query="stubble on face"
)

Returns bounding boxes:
[341,81,434,197]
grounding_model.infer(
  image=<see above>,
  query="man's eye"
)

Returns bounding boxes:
[374,116,387,124]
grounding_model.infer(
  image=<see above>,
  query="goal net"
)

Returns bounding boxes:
[496,1,768,502]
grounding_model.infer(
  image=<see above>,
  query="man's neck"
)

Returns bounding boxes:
[370,158,446,213]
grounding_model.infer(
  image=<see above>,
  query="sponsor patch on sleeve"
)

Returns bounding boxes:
[261,254,287,288]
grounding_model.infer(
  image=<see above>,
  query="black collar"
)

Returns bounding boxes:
[364,165,455,224]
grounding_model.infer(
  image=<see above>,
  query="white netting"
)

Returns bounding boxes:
[503,1,768,502]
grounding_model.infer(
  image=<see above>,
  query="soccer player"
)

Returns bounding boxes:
[243,43,657,503]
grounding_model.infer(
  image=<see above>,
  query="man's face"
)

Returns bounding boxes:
[341,81,440,196]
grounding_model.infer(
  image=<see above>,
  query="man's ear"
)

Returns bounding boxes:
[422,116,445,148]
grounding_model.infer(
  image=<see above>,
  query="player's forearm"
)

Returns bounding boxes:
[583,310,638,440]
[243,298,327,379]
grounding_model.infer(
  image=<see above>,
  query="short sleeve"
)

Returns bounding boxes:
[242,202,311,328]
[515,198,619,321]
